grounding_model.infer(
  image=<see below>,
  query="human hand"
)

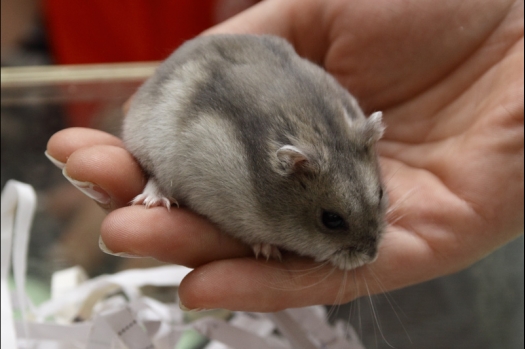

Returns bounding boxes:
[47,0,523,312]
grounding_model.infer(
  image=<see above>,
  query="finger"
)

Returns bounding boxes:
[46,127,123,165]
[202,0,327,62]
[178,257,363,312]
[203,0,293,37]
[63,144,145,210]
[177,227,447,312]
[100,205,252,267]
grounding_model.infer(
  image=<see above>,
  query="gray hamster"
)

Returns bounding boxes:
[122,34,387,270]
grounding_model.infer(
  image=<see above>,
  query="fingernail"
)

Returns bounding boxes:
[62,169,111,205]
[98,236,142,258]
[45,151,66,169]
[179,300,203,312]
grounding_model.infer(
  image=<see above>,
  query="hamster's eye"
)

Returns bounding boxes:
[322,211,347,230]
[379,188,384,200]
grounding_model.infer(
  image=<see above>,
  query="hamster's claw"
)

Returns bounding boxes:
[131,193,172,210]
[252,243,282,261]
[131,178,177,210]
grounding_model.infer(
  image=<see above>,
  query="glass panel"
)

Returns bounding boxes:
[1,63,167,288]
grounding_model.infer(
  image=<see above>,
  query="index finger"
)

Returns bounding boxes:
[46,127,124,164]
[46,127,145,211]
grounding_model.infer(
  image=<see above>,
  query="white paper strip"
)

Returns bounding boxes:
[287,307,365,349]
[1,180,366,349]
[193,317,284,349]
[95,305,154,349]
[1,180,37,346]
[35,265,192,322]
[15,321,91,342]
[267,311,319,349]
[205,313,280,349]
[1,279,17,348]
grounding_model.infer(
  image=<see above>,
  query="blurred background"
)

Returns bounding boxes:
[2,2,260,347]
[1,0,260,280]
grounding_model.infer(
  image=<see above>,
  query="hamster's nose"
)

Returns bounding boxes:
[357,237,377,253]
[353,240,377,257]
[367,246,377,257]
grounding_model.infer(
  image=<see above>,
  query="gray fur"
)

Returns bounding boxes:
[122,34,387,270]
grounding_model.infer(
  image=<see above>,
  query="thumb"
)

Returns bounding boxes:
[177,257,365,312]
[203,0,294,37]
[202,0,327,63]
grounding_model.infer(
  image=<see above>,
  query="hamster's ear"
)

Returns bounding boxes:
[364,111,385,144]
[275,145,312,175]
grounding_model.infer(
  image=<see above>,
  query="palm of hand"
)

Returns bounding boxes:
[303,0,524,289]
[195,0,523,308]
[48,0,523,311]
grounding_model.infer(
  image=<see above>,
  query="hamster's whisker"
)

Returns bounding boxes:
[253,257,330,274]
[381,164,407,203]
[366,265,412,343]
[257,260,338,291]
[386,212,409,226]
[326,266,348,321]
[352,269,363,341]
[386,187,417,216]
[382,164,403,187]
[363,276,395,348]
[385,187,416,228]
[328,256,349,319]
[281,260,336,285]
[283,259,332,274]
[337,267,359,342]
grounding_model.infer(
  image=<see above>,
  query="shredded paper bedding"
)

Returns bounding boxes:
[1,179,365,349]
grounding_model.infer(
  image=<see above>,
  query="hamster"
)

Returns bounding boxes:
[122,34,387,270]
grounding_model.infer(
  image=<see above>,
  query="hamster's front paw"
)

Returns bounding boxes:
[131,178,177,210]
[252,243,282,261]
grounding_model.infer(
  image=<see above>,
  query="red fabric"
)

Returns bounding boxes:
[42,0,260,127]
[43,0,217,127]
[43,0,216,64]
